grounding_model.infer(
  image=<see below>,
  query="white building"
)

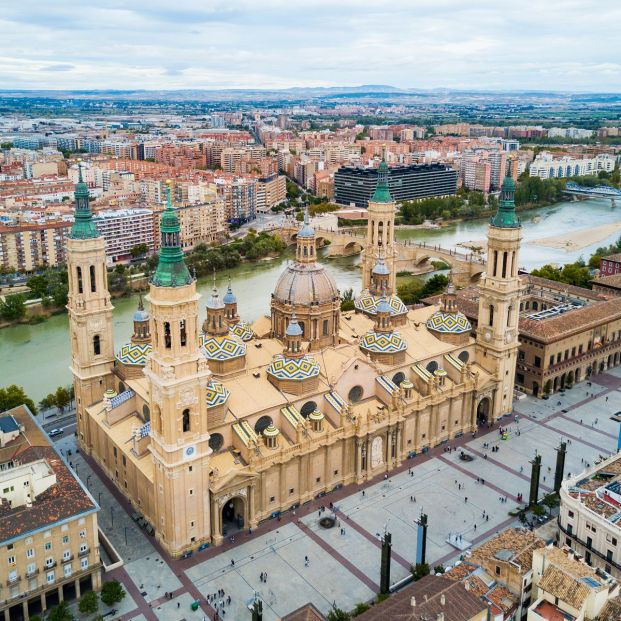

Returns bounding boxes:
[93,208,155,263]
[529,152,616,179]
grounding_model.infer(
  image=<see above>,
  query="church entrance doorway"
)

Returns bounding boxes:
[477,397,490,426]
[221,496,245,536]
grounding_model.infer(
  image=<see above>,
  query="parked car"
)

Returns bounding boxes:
[48,428,64,437]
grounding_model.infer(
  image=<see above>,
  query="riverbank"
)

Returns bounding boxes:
[529,221,621,251]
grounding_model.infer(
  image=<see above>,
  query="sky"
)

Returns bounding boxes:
[1,0,620,92]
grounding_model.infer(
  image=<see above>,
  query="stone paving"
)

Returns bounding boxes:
[59,371,621,621]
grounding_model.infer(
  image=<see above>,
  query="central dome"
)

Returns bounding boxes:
[273,262,339,306]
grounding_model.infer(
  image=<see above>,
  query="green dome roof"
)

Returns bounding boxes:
[150,184,193,287]
[69,165,99,240]
[490,175,520,229]
[370,157,393,204]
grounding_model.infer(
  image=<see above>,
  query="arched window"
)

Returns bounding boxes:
[76,266,83,294]
[392,371,405,386]
[180,320,187,347]
[93,335,101,356]
[209,433,224,452]
[458,351,469,363]
[489,304,494,327]
[507,306,512,327]
[118,381,126,393]
[164,322,171,349]
[142,404,150,422]
[493,250,498,277]
[300,401,317,418]
[90,265,96,293]
[254,416,272,434]
[502,252,508,278]
[426,360,438,373]
[348,385,363,403]
[182,408,190,433]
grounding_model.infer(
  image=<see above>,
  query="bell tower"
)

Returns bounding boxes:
[144,183,213,557]
[67,166,114,454]
[361,154,397,293]
[475,176,523,422]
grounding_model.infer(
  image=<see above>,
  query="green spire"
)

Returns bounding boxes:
[150,183,193,287]
[370,153,393,204]
[69,164,99,239]
[490,175,521,228]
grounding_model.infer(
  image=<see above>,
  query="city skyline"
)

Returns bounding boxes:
[2,0,621,92]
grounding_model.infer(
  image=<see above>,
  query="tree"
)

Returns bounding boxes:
[39,394,56,411]
[47,601,73,621]
[0,294,26,321]
[130,243,149,259]
[0,142,13,149]
[0,384,37,414]
[100,579,126,607]
[412,562,430,581]
[327,605,351,621]
[542,493,560,509]
[27,274,49,299]
[531,504,546,517]
[434,564,446,574]
[54,386,71,413]
[79,590,99,615]
[341,288,355,311]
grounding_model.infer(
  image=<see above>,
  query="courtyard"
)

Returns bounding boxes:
[55,371,621,621]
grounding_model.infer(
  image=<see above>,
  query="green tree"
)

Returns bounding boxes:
[130,243,149,259]
[27,274,49,299]
[100,579,126,607]
[327,605,351,621]
[286,180,300,199]
[434,564,446,574]
[0,294,26,321]
[47,601,73,621]
[0,384,37,414]
[412,562,430,581]
[39,393,56,411]
[542,493,560,509]
[0,142,13,149]
[79,590,99,615]
[54,386,71,413]
[341,288,355,311]
[352,602,370,616]
[531,504,546,516]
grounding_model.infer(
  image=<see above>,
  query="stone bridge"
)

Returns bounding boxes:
[272,225,486,286]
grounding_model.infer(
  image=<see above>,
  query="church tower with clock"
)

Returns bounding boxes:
[475,175,523,423]
[144,183,213,557]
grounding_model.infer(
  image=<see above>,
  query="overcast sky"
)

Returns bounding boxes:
[1,0,620,92]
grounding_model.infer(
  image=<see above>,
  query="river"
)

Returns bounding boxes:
[1,197,620,402]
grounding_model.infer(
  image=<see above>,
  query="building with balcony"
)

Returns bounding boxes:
[0,406,100,621]
[558,453,621,580]
[529,153,616,179]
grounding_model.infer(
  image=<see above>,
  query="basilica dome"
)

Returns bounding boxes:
[273,262,339,306]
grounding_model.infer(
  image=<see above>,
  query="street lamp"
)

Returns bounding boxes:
[110,506,114,528]
[86,475,91,488]
[98,492,102,505]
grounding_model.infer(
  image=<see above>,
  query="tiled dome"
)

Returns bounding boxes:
[354,292,407,317]
[116,342,152,366]
[359,330,407,354]
[273,263,339,306]
[266,354,321,381]
[229,321,254,342]
[426,311,472,334]
[200,333,246,360]
[206,379,230,408]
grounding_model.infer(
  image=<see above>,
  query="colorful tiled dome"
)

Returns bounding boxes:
[426,311,472,334]
[116,342,152,366]
[354,292,407,317]
[359,330,407,354]
[200,333,246,360]
[229,321,254,342]
[267,354,321,381]
[206,379,230,408]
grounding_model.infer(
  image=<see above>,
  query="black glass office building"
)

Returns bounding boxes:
[334,164,458,208]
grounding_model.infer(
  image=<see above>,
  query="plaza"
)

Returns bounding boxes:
[52,368,621,621]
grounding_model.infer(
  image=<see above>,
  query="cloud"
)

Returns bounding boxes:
[42,64,75,72]
[0,0,619,91]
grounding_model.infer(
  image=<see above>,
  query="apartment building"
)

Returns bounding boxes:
[255,174,286,212]
[0,220,70,271]
[215,176,257,223]
[93,209,155,263]
[0,405,101,621]
[529,152,616,179]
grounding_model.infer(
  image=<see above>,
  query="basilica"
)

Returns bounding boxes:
[68,162,523,558]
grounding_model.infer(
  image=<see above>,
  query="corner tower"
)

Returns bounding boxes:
[144,183,213,557]
[67,166,115,453]
[361,155,398,293]
[475,175,523,422]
